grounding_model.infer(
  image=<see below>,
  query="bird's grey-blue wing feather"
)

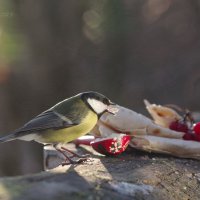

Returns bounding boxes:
[15,110,77,134]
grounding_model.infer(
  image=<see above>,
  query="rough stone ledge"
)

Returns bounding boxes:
[0,144,200,200]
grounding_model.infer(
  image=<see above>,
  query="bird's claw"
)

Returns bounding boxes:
[68,153,91,159]
[61,157,88,166]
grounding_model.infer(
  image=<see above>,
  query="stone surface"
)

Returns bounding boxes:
[0,144,200,200]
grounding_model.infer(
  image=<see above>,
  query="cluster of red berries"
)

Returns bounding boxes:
[169,120,200,142]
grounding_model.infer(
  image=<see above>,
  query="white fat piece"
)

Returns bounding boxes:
[87,98,108,114]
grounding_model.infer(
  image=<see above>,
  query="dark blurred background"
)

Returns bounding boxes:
[0,0,200,176]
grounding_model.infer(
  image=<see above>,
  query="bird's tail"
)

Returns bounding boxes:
[0,133,16,143]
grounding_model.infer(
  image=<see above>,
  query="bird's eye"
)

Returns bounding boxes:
[103,98,109,105]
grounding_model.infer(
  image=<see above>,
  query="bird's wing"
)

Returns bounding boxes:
[15,110,78,134]
[0,109,81,142]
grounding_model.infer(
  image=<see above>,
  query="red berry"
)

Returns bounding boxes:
[183,129,200,142]
[194,134,200,142]
[183,131,196,141]
[193,122,200,135]
[169,120,188,133]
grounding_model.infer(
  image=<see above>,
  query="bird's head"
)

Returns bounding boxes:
[81,91,118,117]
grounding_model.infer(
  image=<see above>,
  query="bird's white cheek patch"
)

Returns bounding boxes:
[87,98,107,114]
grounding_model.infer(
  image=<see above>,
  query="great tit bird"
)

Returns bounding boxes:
[0,91,117,165]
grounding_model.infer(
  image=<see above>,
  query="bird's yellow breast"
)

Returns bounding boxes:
[38,110,98,144]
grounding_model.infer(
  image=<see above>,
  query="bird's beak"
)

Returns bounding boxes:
[107,103,118,115]
[109,101,116,105]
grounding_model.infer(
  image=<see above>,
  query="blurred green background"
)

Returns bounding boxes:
[0,0,200,176]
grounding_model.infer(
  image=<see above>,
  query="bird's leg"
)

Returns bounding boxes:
[53,145,89,165]
[61,146,90,159]
[53,145,76,165]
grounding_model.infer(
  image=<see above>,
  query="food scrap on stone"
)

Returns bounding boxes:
[75,100,200,159]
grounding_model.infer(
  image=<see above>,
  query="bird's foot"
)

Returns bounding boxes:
[69,153,91,159]
[61,157,88,166]
[61,146,91,159]
[53,145,91,166]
